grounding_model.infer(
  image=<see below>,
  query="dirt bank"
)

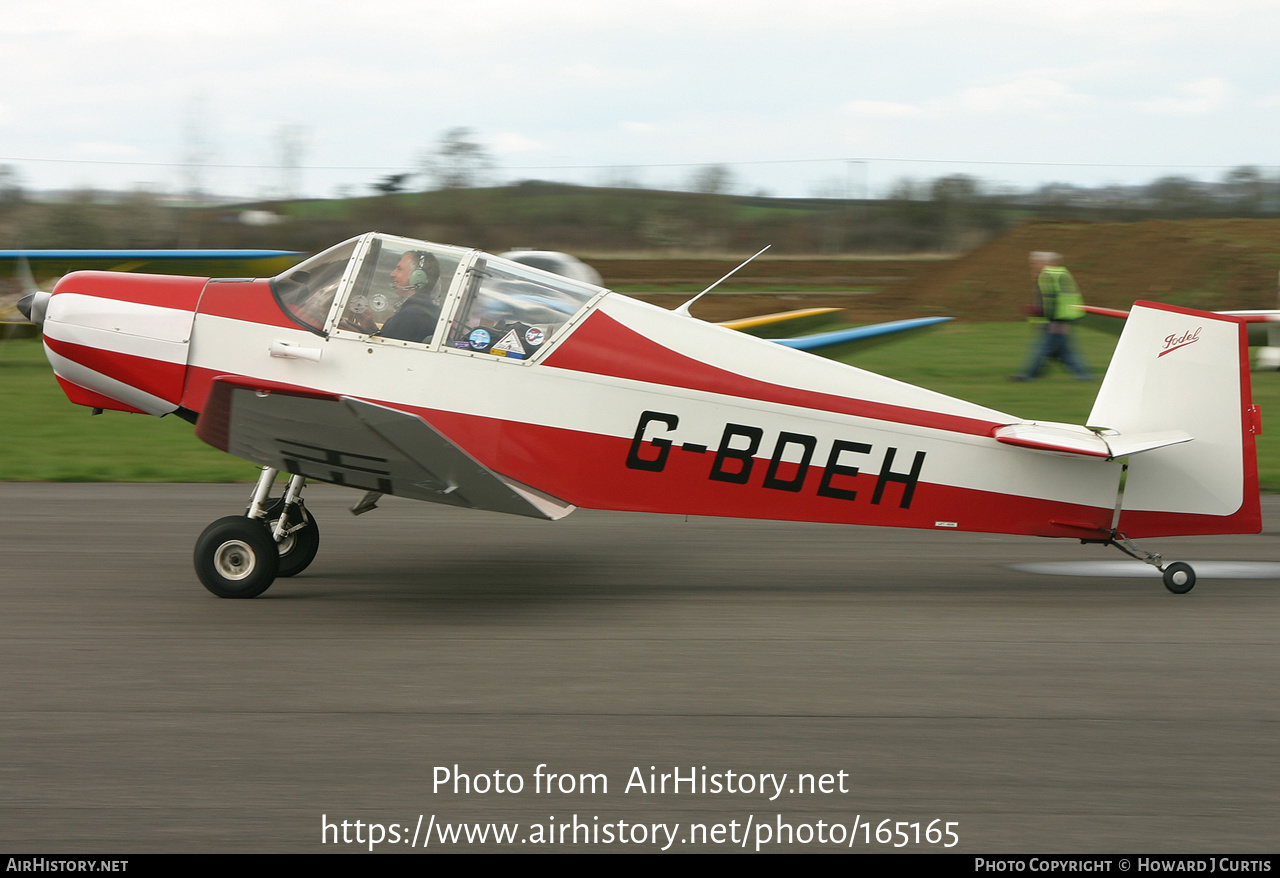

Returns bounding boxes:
[590,219,1280,324]
[858,218,1280,322]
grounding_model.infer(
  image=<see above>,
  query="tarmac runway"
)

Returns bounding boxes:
[2,483,1278,853]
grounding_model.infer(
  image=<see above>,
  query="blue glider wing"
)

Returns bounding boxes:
[770,316,953,359]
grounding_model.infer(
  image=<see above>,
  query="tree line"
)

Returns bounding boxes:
[3,148,1279,256]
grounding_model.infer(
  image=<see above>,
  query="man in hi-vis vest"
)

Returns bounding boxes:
[1012,250,1091,381]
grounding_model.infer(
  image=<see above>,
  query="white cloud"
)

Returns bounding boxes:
[1141,77,1232,115]
[491,132,544,154]
[2,0,1278,197]
[951,76,1092,115]
[70,141,142,157]
[843,100,921,118]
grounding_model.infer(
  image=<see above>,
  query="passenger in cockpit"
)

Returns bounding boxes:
[376,250,442,343]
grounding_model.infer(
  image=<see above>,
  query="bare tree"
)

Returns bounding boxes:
[114,187,174,247]
[930,174,982,203]
[276,125,309,201]
[181,94,214,201]
[689,164,734,195]
[886,177,926,201]
[1146,175,1208,214]
[421,128,493,190]
[0,165,24,211]
[1222,165,1265,212]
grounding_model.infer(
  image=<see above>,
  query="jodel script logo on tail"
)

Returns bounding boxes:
[1159,327,1201,358]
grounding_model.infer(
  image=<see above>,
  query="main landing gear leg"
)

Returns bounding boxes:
[1099,533,1197,594]
[193,467,322,598]
[258,473,320,579]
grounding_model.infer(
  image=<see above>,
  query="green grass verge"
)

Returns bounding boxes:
[845,322,1120,421]
[4,328,1280,490]
[0,339,250,481]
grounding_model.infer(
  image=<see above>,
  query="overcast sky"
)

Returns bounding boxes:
[3,0,1277,200]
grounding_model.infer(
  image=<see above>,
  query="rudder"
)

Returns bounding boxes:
[1088,301,1260,537]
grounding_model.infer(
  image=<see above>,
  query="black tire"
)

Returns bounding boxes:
[194,516,280,598]
[1163,561,1196,595]
[262,499,320,578]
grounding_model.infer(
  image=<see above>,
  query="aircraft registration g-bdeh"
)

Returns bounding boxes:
[18,232,1262,597]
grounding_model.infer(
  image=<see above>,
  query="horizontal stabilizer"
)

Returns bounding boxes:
[993,422,1192,459]
[1103,430,1194,458]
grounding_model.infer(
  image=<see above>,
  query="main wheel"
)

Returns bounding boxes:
[194,516,280,598]
[262,499,320,578]
[1162,561,1196,595]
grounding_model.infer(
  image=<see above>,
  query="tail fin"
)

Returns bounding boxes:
[1088,301,1261,537]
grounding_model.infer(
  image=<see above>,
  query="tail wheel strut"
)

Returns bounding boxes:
[1101,533,1197,595]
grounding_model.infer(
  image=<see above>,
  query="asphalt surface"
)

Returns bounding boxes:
[2,483,1278,853]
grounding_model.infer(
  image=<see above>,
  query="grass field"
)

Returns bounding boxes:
[4,326,1280,490]
[0,338,248,481]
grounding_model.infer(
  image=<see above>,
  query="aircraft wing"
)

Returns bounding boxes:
[717,309,954,355]
[194,377,575,520]
[767,316,952,359]
[0,249,303,280]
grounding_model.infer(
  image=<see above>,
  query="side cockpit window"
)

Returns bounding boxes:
[271,238,360,334]
[446,259,600,360]
[336,241,462,344]
[272,235,599,354]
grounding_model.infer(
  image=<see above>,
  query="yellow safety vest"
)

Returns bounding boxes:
[1036,266,1084,321]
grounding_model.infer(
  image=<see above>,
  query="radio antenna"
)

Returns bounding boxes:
[674,245,771,318]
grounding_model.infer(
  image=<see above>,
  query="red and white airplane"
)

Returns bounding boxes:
[18,232,1262,597]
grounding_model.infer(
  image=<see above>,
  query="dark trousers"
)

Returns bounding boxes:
[1019,323,1090,380]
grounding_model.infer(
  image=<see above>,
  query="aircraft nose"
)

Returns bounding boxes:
[17,291,50,326]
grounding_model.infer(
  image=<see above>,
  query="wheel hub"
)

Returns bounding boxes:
[214,539,257,580]
[269,518,296,555]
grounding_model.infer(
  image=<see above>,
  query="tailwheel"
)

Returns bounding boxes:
[1162,561,1196,595]
[194,516,280,599]
[1103,533,1196,595]
[263,498,320,578]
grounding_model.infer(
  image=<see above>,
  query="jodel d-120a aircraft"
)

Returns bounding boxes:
[18,232,1262,597]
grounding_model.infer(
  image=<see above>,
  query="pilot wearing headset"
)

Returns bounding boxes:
[375,250,442,343]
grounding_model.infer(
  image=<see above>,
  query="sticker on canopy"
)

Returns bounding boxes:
[469,328,492,350]
[525,326,546,347]
[492,330,527,356]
